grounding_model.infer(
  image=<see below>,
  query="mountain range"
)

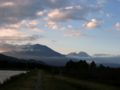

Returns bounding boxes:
[2,44,89,66]
[1,44,120,67]
[3,44,91,58]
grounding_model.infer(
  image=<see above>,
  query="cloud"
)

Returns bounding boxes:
[7,24,22,29]
[45,22,85,37]
[0,43,36,52]
[116,22,120,31]
[45,21,59,29]
[0,43,23,52]
[44,5,103,33]
[106,14,114,18]
[45,5,102,23]
[0,29,43,43]
[0,0,42,25]
[31,28,43,32]
[60,25,74,31]
[0,2,15,7]
[25,20,39,28]
[97,0,107,4]
[25,20,43,32]
[0,0,104,42]
[83,19,104,29]
[40,0,69,9]
[29,20,39,26]
[93,54,112,57]
[37,10,47,16]
[0,19,43,32]
[0,0,70,26]
[20,20,26,24]
[64,33,86,37]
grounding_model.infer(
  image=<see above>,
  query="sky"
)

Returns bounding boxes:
[0,0,120,56]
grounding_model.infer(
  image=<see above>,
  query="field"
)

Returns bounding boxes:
[0,70,120,90]
[41,70,120,90]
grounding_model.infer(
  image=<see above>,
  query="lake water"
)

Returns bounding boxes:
[0,70,26,84]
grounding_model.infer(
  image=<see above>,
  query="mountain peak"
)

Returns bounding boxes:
[3,44,65,58]
[67,52,78,56]
[78,51,91,57]
[67,51,91,57]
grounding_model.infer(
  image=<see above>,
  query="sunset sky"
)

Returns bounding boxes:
[0,0,120,56]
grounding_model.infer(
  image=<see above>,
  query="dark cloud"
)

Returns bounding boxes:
[0,35,44,44]
[40,0,69,9]
[0,0,42,25]
[0,0,102,25]
[0,0,70,26]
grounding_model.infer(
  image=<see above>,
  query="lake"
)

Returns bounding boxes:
[0,70,26,84]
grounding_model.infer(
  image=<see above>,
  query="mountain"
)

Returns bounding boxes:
[67,51,91,57]
[3,44,65,58]
[78,52,91,57]
[67,52,78,56]
[0,53,46,65]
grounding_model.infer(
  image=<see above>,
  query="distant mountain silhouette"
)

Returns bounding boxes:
[67,52,78,56]
[78,52,91,57]
[0,53,19,62]
[67,51,91,57]
[3,44,65,57]
[0,53,46,64]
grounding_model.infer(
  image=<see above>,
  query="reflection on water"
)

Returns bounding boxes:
[0,70,26,84]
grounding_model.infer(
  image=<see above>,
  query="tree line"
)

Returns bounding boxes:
[64,60,120,87]
[0,60,49,70]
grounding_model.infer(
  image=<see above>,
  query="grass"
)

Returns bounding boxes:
[41,70,120,90]
[0,70,38,90]
[1,70,120,90]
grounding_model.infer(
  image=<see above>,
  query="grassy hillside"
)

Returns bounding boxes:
[41,70,120,90]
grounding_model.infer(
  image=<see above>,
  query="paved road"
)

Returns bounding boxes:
[34,71,43,90]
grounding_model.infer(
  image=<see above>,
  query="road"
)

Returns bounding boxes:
[34,71,43,90]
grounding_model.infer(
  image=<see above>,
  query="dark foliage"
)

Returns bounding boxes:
[64,60,120,87]
[0,60,49,70]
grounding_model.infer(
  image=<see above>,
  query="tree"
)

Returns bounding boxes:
[65,60,75,69]
[98,64,104,68]
[90,61,96,69]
